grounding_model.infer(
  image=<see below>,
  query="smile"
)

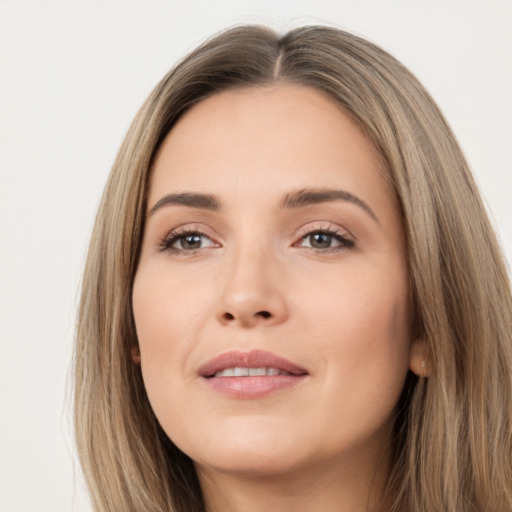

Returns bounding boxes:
[199,350,309,398]
[213,367,293,377]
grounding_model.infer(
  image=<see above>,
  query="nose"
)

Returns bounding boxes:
[215,246,288,328]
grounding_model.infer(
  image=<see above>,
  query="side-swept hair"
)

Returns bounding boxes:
[75,25,512,511]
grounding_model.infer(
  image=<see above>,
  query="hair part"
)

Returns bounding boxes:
[75,25,512,511]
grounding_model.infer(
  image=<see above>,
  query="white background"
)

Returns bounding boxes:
[1,1,511,510]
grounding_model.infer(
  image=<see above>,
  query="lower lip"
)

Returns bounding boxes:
[203,375,307,399]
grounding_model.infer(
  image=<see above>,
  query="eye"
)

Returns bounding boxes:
[297,229,355,251]
[158,229,217,253]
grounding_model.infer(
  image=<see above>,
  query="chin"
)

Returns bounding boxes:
[180,421,309,477]
[194,448,307,478]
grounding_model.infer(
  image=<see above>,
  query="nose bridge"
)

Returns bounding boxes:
[216,236,287,327]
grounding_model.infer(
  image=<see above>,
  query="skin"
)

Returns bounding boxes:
[132,84,422,511]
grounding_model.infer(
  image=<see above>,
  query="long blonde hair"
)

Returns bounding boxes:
[75,25,512,511]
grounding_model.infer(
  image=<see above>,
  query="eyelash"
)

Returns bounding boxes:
[157,226,217,254]
[157,225,355,255]
[295,226,355,253]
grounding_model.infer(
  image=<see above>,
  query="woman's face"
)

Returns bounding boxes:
[133,84,417,479]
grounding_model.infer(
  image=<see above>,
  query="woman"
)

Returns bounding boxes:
[74,25,512,511]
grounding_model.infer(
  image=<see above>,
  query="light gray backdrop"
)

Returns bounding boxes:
[1,1,511,510]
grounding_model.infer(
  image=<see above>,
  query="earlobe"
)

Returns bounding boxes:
[409,339,429,377]
[131,346,141,365]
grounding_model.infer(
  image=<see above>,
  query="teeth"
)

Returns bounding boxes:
[213,367,288,378]
[249,367,266,376]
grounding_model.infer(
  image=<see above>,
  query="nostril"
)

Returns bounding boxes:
[221,310,272,322]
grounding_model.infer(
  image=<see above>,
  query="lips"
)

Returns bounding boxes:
[199,350,308,377]
[198,350,309,399]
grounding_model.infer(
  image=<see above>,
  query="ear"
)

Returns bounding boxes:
[131,345,141,365]
[409,338,429,377]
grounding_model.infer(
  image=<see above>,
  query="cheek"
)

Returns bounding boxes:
[298,269,411,448]
[297,260,411,388]
[132,263,212,390]
[132,264,210,432]
[133,262,212,348]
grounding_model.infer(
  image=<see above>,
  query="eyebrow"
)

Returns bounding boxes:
[149,192,220,216]
[281,188,378,222]
[148,187,378,222]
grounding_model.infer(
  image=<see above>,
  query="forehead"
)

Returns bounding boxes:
[148,84,392,209]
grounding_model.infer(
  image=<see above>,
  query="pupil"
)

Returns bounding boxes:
[183,235,201,249]
[310,233,331,248]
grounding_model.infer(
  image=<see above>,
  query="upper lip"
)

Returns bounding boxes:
[198,349,309,377]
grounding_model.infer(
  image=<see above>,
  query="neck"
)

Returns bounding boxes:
[196,449,391,512]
